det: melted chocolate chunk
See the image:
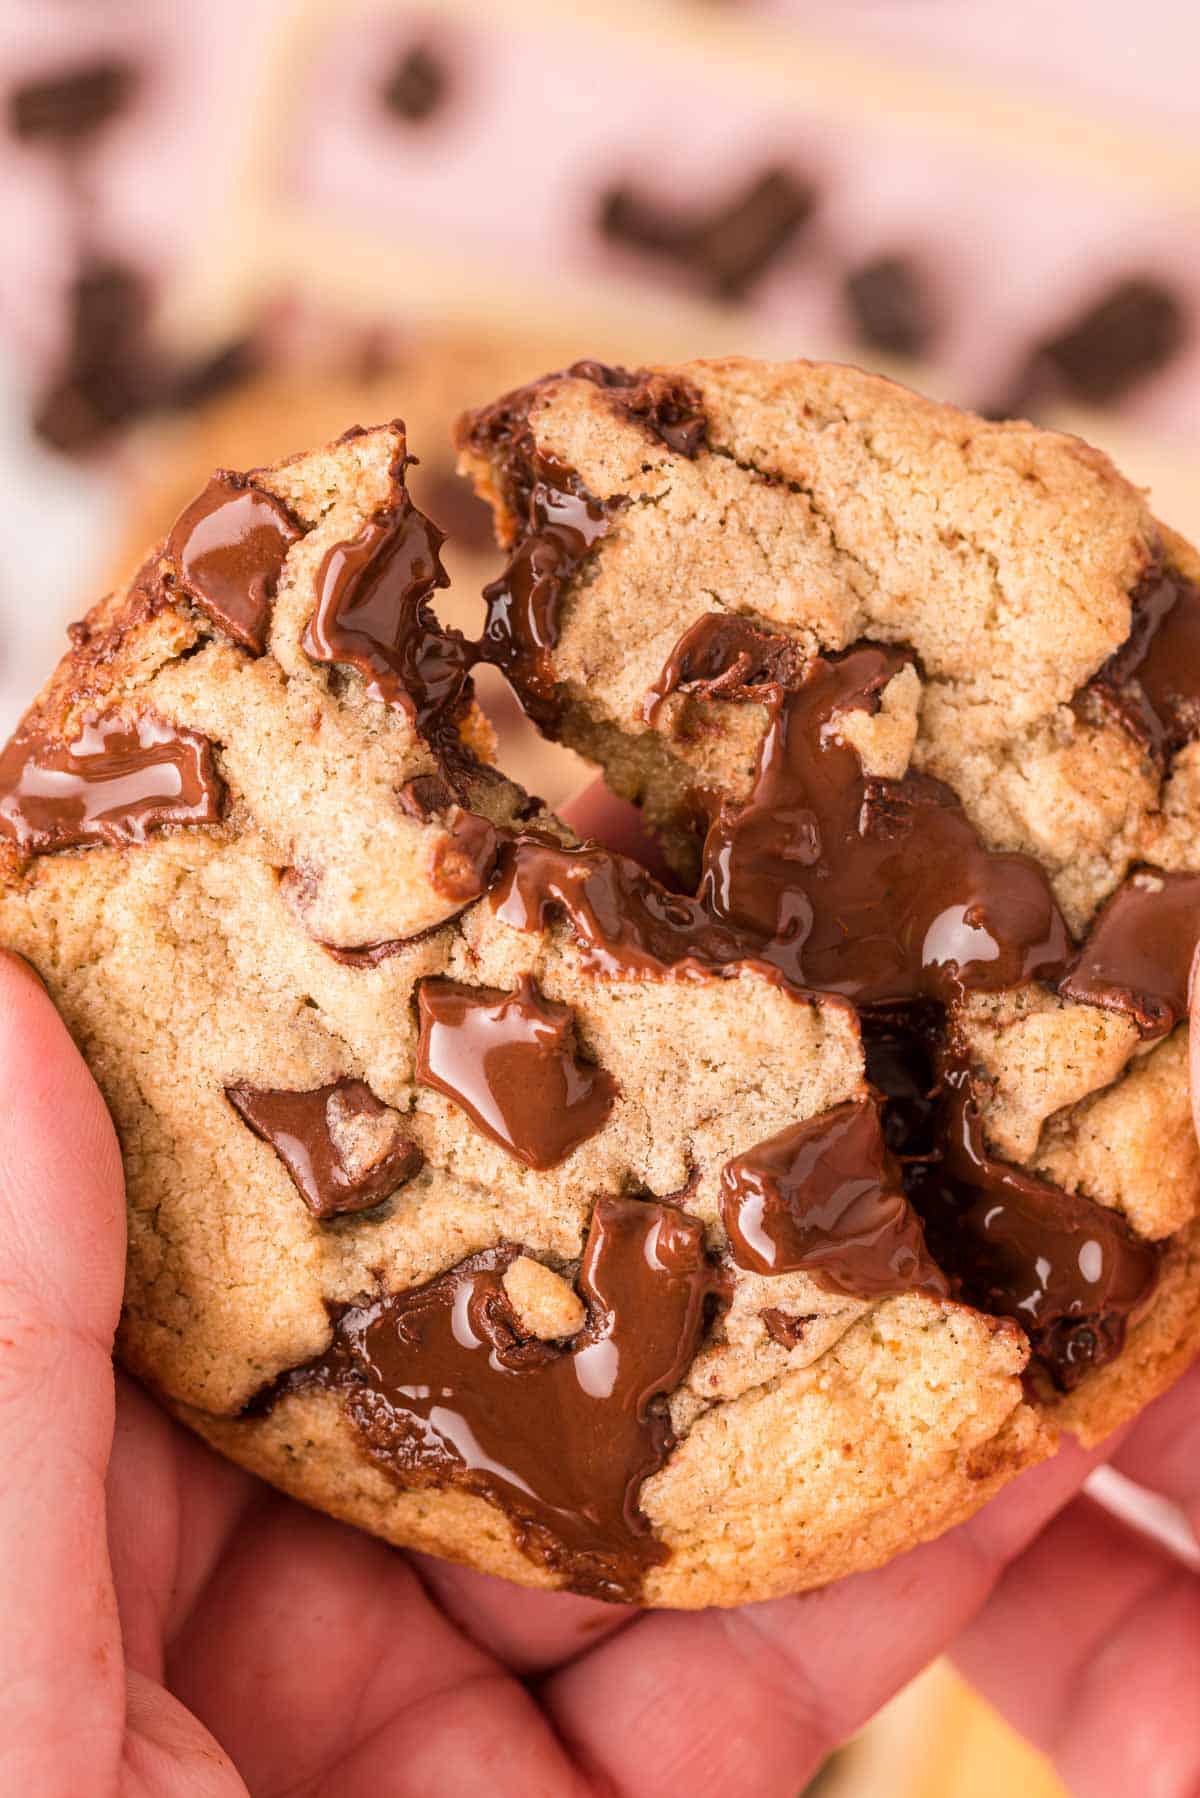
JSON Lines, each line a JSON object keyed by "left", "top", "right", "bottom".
{"left": 1060, "top": 868, "right": 1200, "bottom": 1035}
{"left": 227, "top": 1078, "right": 422, "bottom": 1219}
{"left": 429, "top": 809, "right": 498, "bottom": 902}
{"left": 568, "top": 362, "right": 709, "bottom": 457}
{"left": 598, "top": 167, "right": 816, "bottom": 301}
{"left": 491, "top": 833, "right": 795, "bottom": 988}
{"left": 166, "top": 474, "right": 303, "bottom": 653}
{"left": 902, "top": 1054, "right": 1157, "bottom": 1391}
{"left": 294, "top": 1195, "right": 714, "bottom": 1599}
{"left": 416, "top": 975, "right": 617, "bottom": 1168}
{"left": 0, "top": 710, "right": 223, "bottom": 856}
{"left": 1038, "top": 278, "right": 1188, "bottom": 406}
{"left": 643, "top": 612, "right": 807, "bottom": 724}
{"left": 303, "top": 479, "right": 476, "bottom": 763}
{"left": 721, "top": 1099, "right": 949, "bottom": 1300}
{"left": 688, "top": 636, "right": 1071, "bottom": 1005}
{"left": 477, "top": 456, "right": 612, "bottom": 727}
{"left": 1085, "top": 566, "right": 1200, "bottom": 761}
{"left": 760, "top": 1308, "right": 813, "bottom": 1349}
{"left": 843, "top": 256, "right": 935, "bottom": 360}
{"left": 10, "top": 59, "right": 137, "bottom": 145}
{"left": 381, "top": 44, "right": 448, "bottom": 123}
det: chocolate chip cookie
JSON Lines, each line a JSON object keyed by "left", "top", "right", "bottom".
{"left": 2, "top": 366, "right": 1197, "bottom": 1609}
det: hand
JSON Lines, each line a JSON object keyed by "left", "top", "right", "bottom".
{"left": 949, "top": 1013, "right": 1200, "bottom": 1796}
{"left": 0, "top": 787, "right": 1187, "bottom": 1797}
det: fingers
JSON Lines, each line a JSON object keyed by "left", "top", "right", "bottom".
{"left": 1108, "top": 1360, "right": 1200, "bottom": 1535}
{"left": 954, "top": 1496, "right": 1200, "bottom": 1798}
{"left": 543, "top": 1438, "right": 1102, "bottom": 1798}
{"left": 0, "top": 952, "right": 127, "bottom": 1791}
{"left": 408, "top": 1553, "right": 635, "bottom": 1675}
{"left": 168, "top": 1497, "right": 584, "bottom": 1798}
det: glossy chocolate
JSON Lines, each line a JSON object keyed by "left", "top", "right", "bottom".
{"left": 416, "top": 975, "right": 617, "bottom": 1168}
{"left": 303, "top": 484, "right": 475, "bottom": 761}
{"left": 1087, "top": 566, "right": 1200, "bottom": 760}
{"left": 688, "top": 633, "right": 1071, "bottom": 1005}
{"left": 297, "top": 1195, "right": 714, "bottom": 1599}
{"left": 478, "top": 455, "right": 612, "bottom": 727}
{"left": 0, "top": 710, "right": 223, "bottom": 856}
{"left": 903, "top": 1053, "right": 1158, "bottom": 1390}
{"left": 1061, "top": 868, "right": 1200, "bottom": 1035}
{"left": 429, "top": 808, "right": 499, "bottom": 902}
{"left": 721, "top": 1099, "right": 949, "bottom": 1300}
{"left": 226, "top": 1077, "right": 422, "bottom": 1219}
{"left": 167, "top": 474, "right": 302, "bottom": 653}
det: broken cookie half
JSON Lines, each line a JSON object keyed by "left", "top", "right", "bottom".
{"left": 1, "top": 372, "right": 1197, "bottom": 1609}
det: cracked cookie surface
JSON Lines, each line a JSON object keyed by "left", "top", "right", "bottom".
{"left": 2, "top": 371, "right": 1198, "bottom": 1609}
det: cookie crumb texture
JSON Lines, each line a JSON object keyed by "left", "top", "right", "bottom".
{"left": 1, "top": 366, "right": 1198, "bottom": 1609}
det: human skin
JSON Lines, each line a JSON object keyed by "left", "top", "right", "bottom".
{"left": 0, "top": 786, "right": 1196, "bottom": 1798}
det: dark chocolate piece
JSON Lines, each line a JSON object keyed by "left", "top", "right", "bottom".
{"left": 598, "top": 166, "right": 816, "bottom": 301}
{"left": 166, "top": 473, "right": 303, "bottom": 653}
{"left": 9, "top": 59, "right": 137, "bottom": 146}
{"left": 291, "top": 1194, "right": 715, "bottom": 1599}
{"left": 759, "top": 1308, "right": 813, "bottom": 1349}
{"left": 721, "top": 1099, "right": 949, "bottom": 1300}
{"left": 843, "top": 256, "right": 935, "bottom": 360}
{"left": 0, "top": 710, "right": 223, "bottom": 857}
{"left": 380, "top": 44, "right": 448, "bottom": 124}
{"left": 429, "top": 808, "right": 498, "bottom": 902}
{"left": 567, "top": 361, "right": 709, "bottom": 457}
{"left": 416, "top": 975, "right": 617, "bottom": 1168}
{"left": 227, "top": 1078, "right": 422, "bottom": 1219}
{"left": 303, "top": 476, "right": 477, "bottom": 764}
{"left": 1084, "top": 566, "right": 1200, "bottom": 761}
{"left": 477, "top": 454, "right": 612, "bottom": 727}
{"left": 1060, "top": 868, "right": 1200, "bottom": 1035}
{"left": 1038, "top": 278, "right": 1188, "bottom": 406}
{"left": 643, "top": 611, "right": 807, "bottom": 723}
{"left": 900, "top": 1051, "right": 1157, "bottom": 1391}
{"left": 685, "top": 630, "right": 1071, "bottom": 1005}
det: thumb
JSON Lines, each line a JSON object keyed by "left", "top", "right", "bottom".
{"left": 0, "top": 949, "right": 128, "bottom": 1793}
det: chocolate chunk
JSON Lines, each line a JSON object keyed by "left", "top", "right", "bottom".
{"left": 9, "top": 59, "right": 137, "bottom": 146}
{"left": 303, "top": 472, "right": 477, "bottom": 764}
{"left": 900, "top": 1053, "right": 1157, "bottom": 1391}
{"left": 167, "top": 335, "right": 260, "bottom": 413}
{"left": 1060, "top": 868, "right": 1200, "bottom": 1035}
{"left": 33, "top": 259, "right": 156, "bottom": 454}
{"left": 416, "top": 975, "right": 617, "bottom": 1168}
{"left": 598, "top": 166, "right": 816, "bottom": 301}
{"left": 478, "top": 458, "right": 612, "bottom": 727}
{"left": 568, "top": 362, "right": 709, "bottom": 457}
{"left": 1084, "top": 566, "right": 1200, "bottom": 761}
{"left": 397, "top": 773, "right": 455, "bottom": 819}
{"left": 1038, "top": 278, "right": 1188, "bottom": 406}
{"left": 686, "top": 634, "right": 1071, "bottom": 1006}
{"left": 227, "top": 1078, "right": 422, "bottom": 1219}
{"left": 380, "top": 44, "right": 448, "bottom": 124}
{"left": 642, "top": 612, "right": 807, "bottom": 723}
{"left": 290, "top": 1194, "right": 716, "bottom": 1598}
{"left": 759, "top": 1308, "right": 813, "bottom": 1349}
{"left": 429, "top": 808, "right": 498, "bottom": 902}
{"left": 166, "top": 474, "right": 303, "bottom": 653}
{"left": 722, "top": 1099, "right": 948, "bottom": 1300}
{"left": 0, "top": 710, "right": 223, "bottom": 857}
{"left": 843, "top": 256, "right": 935, "bottom": 360}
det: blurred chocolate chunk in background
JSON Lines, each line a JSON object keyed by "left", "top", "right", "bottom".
{"left": 989, "top": 277, "right": 1190, "bottom": 419}
{"left": 9, "top": 58, "right": 138, "bottom": 148}
{"left": 599, "top": 166, "right": 817, "bottom": 301}
{"left": 843, "top": 255, "right": 936, "bottom": 360}
{"left": 380, "top": 44, "right": 449, "bottom": 124}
